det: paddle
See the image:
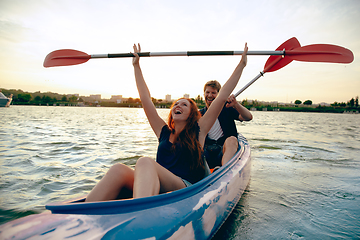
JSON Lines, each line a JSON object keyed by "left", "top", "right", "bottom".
{"left": 232, "top": 37, "right": 355, "bottom": 97}
{"left": 43, "top": 37, "right": 354, "bottom": 68}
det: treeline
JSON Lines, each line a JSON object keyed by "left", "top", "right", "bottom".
{"left": 242, "top": 96, "right": 359, "bottom": 113}
{"left": 294, "top": 97, "right": 359, "bottom": 108}
{"left": 192, "top": 95, "right": 360, "bottom": 113}
{"left": 331, "top": 96, "right": 359, "bottom": 108}
{"left": 2, "top": 88, "right": 359, "bottom": 113}
{"left": 1, "top": 89, "right": 158, "bottom": 106}
{"left": 1, "top": 89, "right": 83, "bottom": 105}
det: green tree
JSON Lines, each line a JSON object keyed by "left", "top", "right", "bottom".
{"left": 34, "top": 96, "right": 42, "bottom": 102}
{"left": 61, "top": 96, "right": 67, "bottom": 102}
{"left": 252, "top": 100, "right": 260, "bottom": 107}
{"left": 69, "top": 96, "right": 78, "bottom": 102}
{"left": 194, "top": 95, "right": 203, "bottom": 104}
{"left": 356, "top": 96, "right": 359, "bottom": 107}
{"left": 18, "top": 93, "right": 32, "bottom": 102}
{"left": 295, "top": 100, "right": 302, "bottom": 105}
{"left": 42, "top": 95, "right": 52, "bottom": 103}
{"left": 331, "top": 102, "right": 339, "bottom": 107}
{"left": 241, "top": 99, "right": 249, "bottom": 107}
{"left": 303, "top": 100, "right": 312, "bottom": 105}
{"left": 151, "top": 97, "right": 157, "bottom": 104}
{"left": 348, "top": 98, "right": 355, "bottom": 107}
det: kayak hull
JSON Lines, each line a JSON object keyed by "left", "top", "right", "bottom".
{"left": 0, "top": 134, "right": 251, "bottom": 240}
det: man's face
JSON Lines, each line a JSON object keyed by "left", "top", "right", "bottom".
{"left": 204, "top": 86, "right": 219, "bottom": 108}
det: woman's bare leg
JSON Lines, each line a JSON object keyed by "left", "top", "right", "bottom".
{"left": 86, "top": 163, "right": 134, "bottom": 202}
{"left": 133, "top": 157, "right": 186, "bottom": 198}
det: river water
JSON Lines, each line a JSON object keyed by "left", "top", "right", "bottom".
{"left": 1, "top": 106, "right": 359, "bottom": 239}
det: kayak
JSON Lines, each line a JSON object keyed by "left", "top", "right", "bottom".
{"left": 0, "top": 134, "right": 251, "bottom": 239}
{"left": 0, "top": 134, "right": 251, "bottom": 240}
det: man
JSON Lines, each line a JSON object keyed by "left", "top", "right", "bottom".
{"left": 199, "top": 80, "right": 253, "bottom": 169}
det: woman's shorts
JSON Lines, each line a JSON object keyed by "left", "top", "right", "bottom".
{"left": 182, "top": 179, "right": 193, "bottom": 187}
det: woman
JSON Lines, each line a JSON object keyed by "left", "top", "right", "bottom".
{"left": 86, "top": 42, "right": 248, "bottom": 202}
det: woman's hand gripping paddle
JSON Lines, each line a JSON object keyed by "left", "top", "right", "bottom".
{"left": 233, "top": 37, "right": 300, "bottom": 97}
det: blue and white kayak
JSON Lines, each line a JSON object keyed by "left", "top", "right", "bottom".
{"left": 0, "top": 134, "right": 251, "bottom": 240}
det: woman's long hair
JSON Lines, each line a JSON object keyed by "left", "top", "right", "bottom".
{"left": 168, "top": 98, "right": 203, "bottom": 170}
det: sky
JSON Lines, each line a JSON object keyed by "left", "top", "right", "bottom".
{"left": 0, "top": 0, "right": 359, "bottom": 104}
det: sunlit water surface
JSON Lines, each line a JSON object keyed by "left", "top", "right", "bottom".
{"left": 1, "top": 106, "right": 359, "bottom": 239}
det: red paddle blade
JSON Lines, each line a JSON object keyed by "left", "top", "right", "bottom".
{"left": 264, "top": 37, "right": 301, "bottom": 73}
{"left": 286, "top": 44, "right": 354, "bottom": 63}
{"left": 43, "top": 49, "right": 91, "bottom": 68}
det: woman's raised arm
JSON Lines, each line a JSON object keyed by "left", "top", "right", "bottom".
{"left": 133, "top": 44, "right": 166, "bottom": 138}
{"left": 198, "top": 43, "right": 248, "bottom": 142}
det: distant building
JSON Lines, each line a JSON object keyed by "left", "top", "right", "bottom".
{"left": 165, "top": 94, "right": 171, "bottom": 102}
{"left": 270, "top": 101, "right": 278, "bottom": 107}
{"left": 89, "top": 94, "right": 101, "bottom": 104}
{"left": 319, "top": 102, "right": 330, "bottom": 107}
{"left": 90, "top": 94, "right": 101, "bottom": 101}
{"left": 67, "top": 93, "right": 79, "bottom": 97}
{"left": 183, "top": 93, "right": 190, "bottom": 99}
{"left": 111, "top": 95, "right": 123, "bottom": 103}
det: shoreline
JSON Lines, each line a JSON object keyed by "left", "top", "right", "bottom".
{"left": 8, "top": 103, "right": 360, "bottom": 114}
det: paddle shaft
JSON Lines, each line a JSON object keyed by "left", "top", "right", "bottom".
{"left": 234, "top": 72, "right": 264, "bottom": 98}
{"left": 90, "top": 50, "right": 284, "bottom": 59}
{"left": 233, "top": 56, "right": 284, "bottom": 97}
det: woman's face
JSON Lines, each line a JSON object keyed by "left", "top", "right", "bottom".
{"left": 171, "top": 99, "right": 191, "bottom": 121}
